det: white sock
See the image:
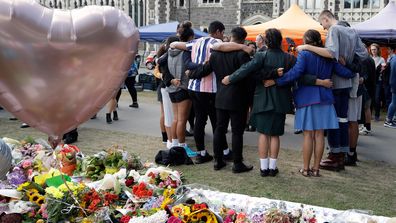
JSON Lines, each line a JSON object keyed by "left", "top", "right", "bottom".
{"left": 260, "top": 158, "right": 269, "bottom": 170}
{"left": 223, "top": 148, "right": 230, "bottom": 155}
{"left": 269, "top": 158, "right": 277, "bottom": 170}
{"left": 200, "top": 150, "right": 206, "bottom": 156}
{"left": 172, "top": 139, "right": 179, "bottom": 146}
{"left": 178, "top": 143, "right": 186, "bottom": 147}
{"left": 166, "top": 140, "right": 172, "bottom": 149}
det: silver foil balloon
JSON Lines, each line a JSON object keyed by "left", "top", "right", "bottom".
{"left": 0, "top": 0, "right": 139, "bottom": 141}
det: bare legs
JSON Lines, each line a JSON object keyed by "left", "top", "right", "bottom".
{"left": 302, "top": 130, "right": 324, "bottom": 173}
{"left": 171, "top": 99, "right": 192, "bottom": 145}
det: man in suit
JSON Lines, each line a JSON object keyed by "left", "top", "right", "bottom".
{"left": 190, "top": 27, "right": 253, "bottom": 173}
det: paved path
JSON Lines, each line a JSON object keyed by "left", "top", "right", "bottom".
{"left": 2, "top": 90, "right": 394, "bottom": 164}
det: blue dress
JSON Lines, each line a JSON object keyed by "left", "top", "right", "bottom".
{"left": 276, "top": 50, "right": 355, "bottom": 130}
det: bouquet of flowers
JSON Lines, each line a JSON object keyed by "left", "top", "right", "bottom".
{"left": 144, "top": 166, "right": 182, "bottom": 189}
{"left": 57, "top": 144, "right": 80, "bottom": 176}
{"left": 103, "top": 147, "right": 127, "bottom": 174}
{"left": 132, "top": 182, "right": 154, "bottom": 200}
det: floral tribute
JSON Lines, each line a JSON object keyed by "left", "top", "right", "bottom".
{"left": 0, "top": 137, "right": 390, "bottom": 223}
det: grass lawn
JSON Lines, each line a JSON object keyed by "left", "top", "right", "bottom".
{"left": 1, "top": 91, "right": 395, "bottom": 217}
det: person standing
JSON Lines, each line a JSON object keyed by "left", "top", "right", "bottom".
{"left": 255, "top": 34, "right": 267, "bottom": 52}
{"left": 190, "top": 27, "right": 253, "bottom": 173}
{"left": 296, "top": 10, "right": 368, "bottom": 171}
{"left": 126, "top": 55, "right": 140, "bottom": 108}
{"left": 385, "top": 47, "right": 396, "bottom": 128}
{"left": 371, "top": 43, "right": 387, "bottom": 121}
{"left": 171, "top": 21, "right": 228, "bottom": 164}
{"left": 268, "top": 29, "right": 355, "bottom": 177}
{"left": 222, "top": 28, "right": 296, "bottom": 177}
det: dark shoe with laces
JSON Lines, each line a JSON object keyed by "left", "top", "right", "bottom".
{"left": 194, "top": 152, "right": 213, "bottom": 164}
{"left": 223, "top": 150, "right": 233, "bottom": 162}
{"left": 345, "top": 153, "right": 357, "bottom": 166}
{"left": 214, "top": 160, "right": 226, "bottom": 170}
{"left": 260, "top": 169, "right": 269, "bottom": 177}
{"left": 232, "top": 162, "right": 253, "bottom": 173}
{"left": 268, "top": 168, "right": 279, "bottom": 177}
{"left": 129, "top": 102, "right": 139, "bottom": 108}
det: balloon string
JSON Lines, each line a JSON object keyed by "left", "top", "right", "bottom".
{"left": 54, "top": 152, "right": 88, "bottom": 217}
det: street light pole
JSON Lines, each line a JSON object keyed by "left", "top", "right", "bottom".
{"left": 188, "top": 0, "right": 191, "bottom": 21}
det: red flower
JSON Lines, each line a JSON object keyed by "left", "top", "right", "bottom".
{"left": 125, "top": 178, "right": 134, "bottom": 187}
{"left": 120, "top": 215, "right": 131, "bottom": 223}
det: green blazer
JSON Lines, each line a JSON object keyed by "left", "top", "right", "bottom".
{"left": 229, "top": 48, "right": 296, "bottom": 114}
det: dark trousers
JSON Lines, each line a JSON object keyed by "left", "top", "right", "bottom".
{"left": 125, "top": 76, "right": 138, "bottom": 103}
{"left": 213, "top": 109, "right": 246, "bottom": 164}
{"left": 374, "top": 81, "right": 391, "bottom": 118}
{"left": 189, "top": 91, "right": 224, "bottom": 151}
{"left": 327, "top": 88, "right": 350, "bottom": 153}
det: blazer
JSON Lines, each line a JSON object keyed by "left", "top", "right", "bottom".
{"left": 190, "top": 50, "right": 251, "bottom": 111}
{"left": 229, "top": 48, "right": 296, "bottom": 114}
{"left": 276, "top": 50, "right": 355, "bottom": 108}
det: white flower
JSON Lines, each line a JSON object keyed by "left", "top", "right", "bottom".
{"left": 128, "top": 210, "right": 168, "bottom": 223}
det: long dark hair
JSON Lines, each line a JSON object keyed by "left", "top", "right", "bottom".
{"left": 179, "top": 22, "right": 194, "bottom": 42}
{"left": 303, "top": 29, "right": 323, "bottom": 47}
{"left": 265, "top": 28, "right": 282, "bottom": 49}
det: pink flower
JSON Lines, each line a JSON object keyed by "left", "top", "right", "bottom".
{"left": 21, "top": 160, "right": 32, "bottom": 169}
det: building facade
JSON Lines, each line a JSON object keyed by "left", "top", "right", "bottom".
{"left": 36, "top": 0, "right": 389, "bottom": 30}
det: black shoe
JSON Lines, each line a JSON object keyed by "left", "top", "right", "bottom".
{"left": 294, "top": 129, "right": 303, "bottom": 134}
{"left": 214, "top": 160, "right": 226, "bottom": 170}
{"left": 64, "top": 135, "right": 78, "bottom": 144}
{"left": 268, "top": 168, "right": 279, "bottom": 177}
{"left": 106, "top": 113, "right": 112, "bottom": 124}
{"left": 20, "top": 123, "right": 30, "bottom": 128}
{"left": 129, "top": 102, "right": 139, "bottom": 108}
{"left": 260, "top": 169, "right": 269, "bottom": 177}
{"left": 345, "top": 153, "right": 357, "bottom": 166}
{"left": 9, "top": 117, "right": 17, "bottom": 121}
{"left": 90, "top": 114, "right": 97, "bottom": 119}
{"left": 185, "top": 130, "right": 194, "bottom": 137}
{"left": 232, "top": 162, "right": 253, "bottom": 173}
{"left": 113, "top": 111, "right": 119, "bottom": 121}
{"left": 195, "top": 152, "right": 213, "bottom": 164}
{"left": 223, "top": 150, "right": 233, "bottom": 162}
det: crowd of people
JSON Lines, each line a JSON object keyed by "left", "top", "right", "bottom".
{"left": 153, "top": 9, "right": 396, "bottom": 177}
{"left": 1, "top": 9, "right": 395, "bottom": 178}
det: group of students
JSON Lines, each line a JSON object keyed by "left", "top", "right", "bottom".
{"left": 155, "top": 10, "right": 395, "bottom": 177}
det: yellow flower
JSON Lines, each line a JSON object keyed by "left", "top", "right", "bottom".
{"left": 45, "top": 187, "right": 64, "bottom": 199}
{"left": 17, "top": 182, "right": 30, "bottom": 191}
{"left": 81, "top": 218, "right": 94, "bottom": 223}
{"left": 26, "top": 189, "right": 39, "bottom": 197}
{"left": 36, "top": 197, "right": 45, "bottom": 206}
{"left": 36, "top": 220, "right": 45, "bottom": 223}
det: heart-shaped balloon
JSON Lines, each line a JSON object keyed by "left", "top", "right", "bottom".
{"left": 0, "top": 0, "right": 139, "bottom": 140}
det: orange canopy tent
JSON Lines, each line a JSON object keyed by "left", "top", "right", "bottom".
{"left": 244, "top": 4, "right": 326, "bottom": 46}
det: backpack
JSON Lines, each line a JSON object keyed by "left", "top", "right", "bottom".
{"left": 155, "top": 146, "right": 193, "bottom": 166}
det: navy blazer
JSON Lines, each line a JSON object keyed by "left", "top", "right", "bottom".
{"left": 276, "top": 50, "right": 355, "bottom": 108}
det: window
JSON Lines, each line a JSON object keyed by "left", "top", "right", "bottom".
{"left": 179, "top": 0, "right": 184, "bottom": 7}
{"left": 307, "top": 0, "right": 314, "bottom": 9}
{"left": 203, "top": 0, "right": 220, "bottom": 3}
{"left": 344, "top": 0, "right": 351, "bottom": 8}
{"left": 298, "top": 0, "right": 304, "bottom": 8}
{"left": 363, "top": 0, "right": 369, "bottom": 8}
{"left": 371, "top": 0, "right": 379, "bottom": 8}
{"left": 353, "top": 0, "right": 360, "bottom": 8}
{"left": 315, "top": 0, "right": 322, "bottom": 9}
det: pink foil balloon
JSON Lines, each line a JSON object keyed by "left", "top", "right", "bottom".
{"left": 0, "top": 0, "right": 139, "bottom": 141}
